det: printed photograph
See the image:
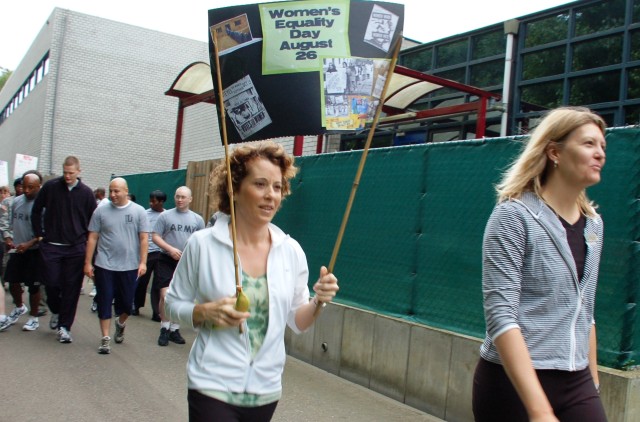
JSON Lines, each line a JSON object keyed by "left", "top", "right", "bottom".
{"left": 210, "top": 14, "right": 257, "bottom": 54}
{"left": 363, "top": 4, "right": 399, "bottom": 52}
{"left": 223, "top": 75, "right": 272, "bottom": 140}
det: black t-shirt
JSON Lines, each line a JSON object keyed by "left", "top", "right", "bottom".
{"left": 558, "top": 214, "right": 587, "bottom": 282}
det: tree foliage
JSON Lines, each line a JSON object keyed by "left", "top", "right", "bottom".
{"left": 0, "top": 69, "right": 12, "bottom": 92}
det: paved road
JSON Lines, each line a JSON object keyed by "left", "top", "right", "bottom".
{"left": 1, "top": 289, "right": 442, "bottom": 421}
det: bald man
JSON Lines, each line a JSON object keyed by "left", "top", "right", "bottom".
{"left": 0, "top": 172, "right": 43, "bottom": 331}
{"left": 84, "top": 178, "right": 150, "bottom": 354}
{"left": 152, "top": 186, "right": 204, "bottom": 346}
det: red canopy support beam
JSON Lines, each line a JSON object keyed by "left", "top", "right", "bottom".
{"left": 476, "top": 97, "right": 488, "bottom": 138}
{"left": 316, "top": 134, "right": 324, "bottom": 154}
{"left": 172, "top": 102, "right": 184, "bottom": 169}
{"left": 293, "top": 135, "right": 304, "bottom": 156}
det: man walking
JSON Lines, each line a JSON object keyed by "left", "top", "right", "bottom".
{"left": 0, "top": 172, "right": 42, "bottom": 330}
{"left": 84, "top": 178, "right": 149, "bottom": 354}
{"left": 152, "top": 186, "right": 204, "bottom": 346}
{"left": 133, "top": 190, "right": 166, "bottom": 320}
{"left": 31, "top": 156, "right": 96, "bottom": 343}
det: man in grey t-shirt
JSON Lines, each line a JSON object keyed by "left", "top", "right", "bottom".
{"left": 152, "top": 186, "right": 204, "bottom": 346}
{"left": 84, "top": 178, "right": 150, "bottom": 355}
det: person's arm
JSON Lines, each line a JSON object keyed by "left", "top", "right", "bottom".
{"left": 589, "top": 324, "right": 600, "bottom": 391}
{"left": 84, "top": 232, "right": 99, "bottom": 279}
{"left": 31, "top": 185, "right": 46, "bottom": 238}
{"left": 294, "top": 266, "right": 338, "bottom": 331}
{"left": 1, "top": 200, "right": 14, "bottom": 249}
{"left": 494, "top": 330, "right": 558, "bottom": 421}
{"left": 137, "top": 231, "right": 148, "bottom": 279}
{"left": 152, "top": 232, "right": 182, "bottom": 260}
{"left": 483, "top": 204, "right": 558, "bottom": 422}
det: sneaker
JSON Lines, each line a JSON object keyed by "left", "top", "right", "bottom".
{"left": 89, "top": 287, "right": 97, "bottom": 297}
{"left": 8, "top": 304, "right": 28, "bottom": 324}
{"left": 168, "top": 329, "right": 186, "bottom": 344}
{"left": 49, "top": 314, "right": 59, "bottom": 330}
{"left": 158, "top": 327, "right": 169, "bottom": 346}
{"left": 114, "top": 321, "right": 126, "bottom": 344}
{"left": 37, "top": 307, "right": 48, "bottom": 317}
{"left": 57, "top": 327, "right": 73, "bottom": 343}
{"left": 0, "top": 318, "right": 10, "bottom": 332}
{"left": 90, "top": 301, "right": 98, "bottom": 313}
{"left": 22, "top": 317, "right": 39, "bottom": 331}
{"left": 98, "top": 336, "right": 111, "bottom": 354}
{"left": 151, "top": 314, "right": 161, "bottom": 322}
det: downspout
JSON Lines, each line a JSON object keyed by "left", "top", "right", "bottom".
{"left": 500, "top": 19, "right": 519, "bottom": 137}
{"left": 47, "top": 9, "right": 70, "bottom": 175}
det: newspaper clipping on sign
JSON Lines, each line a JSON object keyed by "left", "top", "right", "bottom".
{"left": 223, "top": 75, "right": 273, "bottom": 140}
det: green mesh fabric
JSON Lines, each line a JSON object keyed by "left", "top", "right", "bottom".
{"left": 274, "top": 129, "right": 640, "bottom": 370}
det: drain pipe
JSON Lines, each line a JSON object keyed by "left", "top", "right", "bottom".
{"left": 501, "top": 19, "right": 519, "bottom": 137}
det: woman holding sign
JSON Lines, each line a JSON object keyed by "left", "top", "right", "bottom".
{"left": 165, "top": 141, "right": 338, "bottom": 421}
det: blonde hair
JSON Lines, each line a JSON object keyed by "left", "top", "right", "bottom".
{"left": 496, "top": 107, "right": 606, "bottom": 216}
{"left": 211, "top": 141, "right": 298, "bottom": 214}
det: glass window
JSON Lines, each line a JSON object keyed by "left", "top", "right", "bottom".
{"left": 627, "top": 67, "right": 640, "bottom": 99}
{"left": 524, "top": 12, "right": 569, "bottom": 48}
{"left": 634, "top": 0, "right": 640, "bottom": 23}
{"left": 522, "top": 46, "right": 565, "bottom": 80}
{"left": 436, "top": 39, "right": 468, "bottom": 67}
{"left": 572, "top": 35, "right": 622, "bottom": 71}
{"left": 631, "top": 30, "right": 640, "bottom": 61}
{"left": 471, "top": 30, "right": 504, "bottom": 60}
{"left": 470, "top": 59, "right": 503, "bottom": 88}
{"left": 624, "top": 104, "right": 640, "bottom": 124}
{"left": 521, "top": 80, "right": 563, "bottom": 109}
{"left": 43, "top": 57, "right": 49, "bottom": 75}
{"left": 30, "top": 74, "right": 36, "bottom": 90}
{"left": 575, "top": 0, "right": 625, "bottom": 37}
{"left": 18, "top": 90, "right": 23, "bottom": 103}
{"left": 401, "top": 48, "right": 432, "bottom": 72}
{"left": 569, "top": 71, "right": 620, "bottom": 105}
{"left": 432, "top": 68, "right": 466, "bottom": 96}
{"left": 36, "top": 65, "right": 43, "bottom": 83}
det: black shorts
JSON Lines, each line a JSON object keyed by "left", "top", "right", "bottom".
{"left": 155, "top": 254, "right": 179, "bottom": 289}
{"left": 4, "top": 249, "right": 40, "bottom": 287}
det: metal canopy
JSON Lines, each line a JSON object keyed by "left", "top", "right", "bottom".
{"left": 165, "top": 61, "right": 502, "bottom": 165}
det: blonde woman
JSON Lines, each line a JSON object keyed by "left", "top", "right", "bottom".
{"left": 472, "top": 107, "right": 608, "bottom": 421}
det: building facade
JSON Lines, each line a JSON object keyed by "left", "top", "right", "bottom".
{"left": 0, "top": 8, "right": 213, "bottom": 189}
{"left": 346, "top": 0, "right": 640, "bottom": 149}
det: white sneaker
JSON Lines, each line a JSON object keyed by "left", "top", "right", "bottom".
{"left": 49, "top": 314, "right": 59, "bottom": 330}
{"left": 57, "top": 327, "right": 73, "bottom": 343}
{"left": 98, "top": 336, "right": 111, "bottom": 354}
{"left": 22, "top": 317, "right": 39, "bottom": 331}
{"left": 0, "top": 317, "right": 10, "bottom": 332}
{"left": 8, "top": 304, "right": 28, "bottom": 324}
{"left": 89, "top": 287, "right": 97, "bottom": 297}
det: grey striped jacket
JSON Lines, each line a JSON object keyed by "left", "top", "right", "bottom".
{"left": 479, "top": 192, "right": 603, "bottom": 371}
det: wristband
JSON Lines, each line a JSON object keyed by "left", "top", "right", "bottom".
{"left": 313, "top": 296, "right": 327, "bottom": 308}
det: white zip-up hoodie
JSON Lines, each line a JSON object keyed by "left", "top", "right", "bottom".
{"left": 165, "top": 213, "right": 310, "bottom": 394}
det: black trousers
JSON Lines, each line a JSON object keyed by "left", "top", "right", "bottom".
{"left": 472, "top": 358, "right": 607, "bottom": 421}
{"left": 134, "top": 251, "right": 161, "bottom": 314}
{"left": 188, "top": 389, "right": 278, "bottom": 422}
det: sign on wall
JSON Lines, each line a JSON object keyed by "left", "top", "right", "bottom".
{"left": 0, "top": 161, "right": 8, "bottom": 187}
{"left": 13, "top": 154, "right": 38, "bottom": 179}
{"left": 208, "top": 0, "right": 404, "bottom": 143}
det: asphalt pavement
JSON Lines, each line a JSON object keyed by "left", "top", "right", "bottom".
{"left": 1, "top": 287, "right": 442, "bottom": 421}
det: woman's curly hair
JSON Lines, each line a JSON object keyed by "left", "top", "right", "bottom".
{"left": 210, "top": 141, "right": 298, "bottom": 214}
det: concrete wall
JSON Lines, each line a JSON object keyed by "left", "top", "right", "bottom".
{"left": 286, "top": 303, "right": 640, "bottom": 422}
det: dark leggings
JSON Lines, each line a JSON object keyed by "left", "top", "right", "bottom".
{"left": 188, "top": 389, "right": 278, "bottom": 422}
{"left": 472, "top": 358, "right": 607, "bottom": 421}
